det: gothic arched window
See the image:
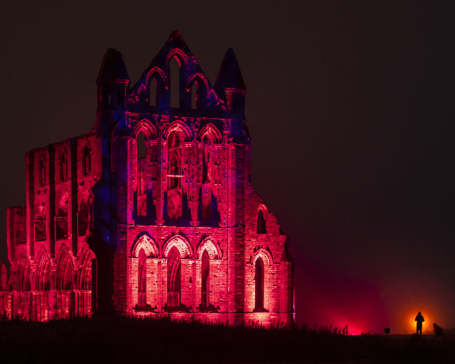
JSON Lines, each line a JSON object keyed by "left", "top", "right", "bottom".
{"left": 136, "top": 132, "right": 147, "bottom": 216}
{"left": 149, "top": 78, "right": 158, "bottom": 107}
{"left": 169, "top": 57, "right": 180, "bottom": 108}
{"left": 168, "top": 132, "right": 182, "bottom": 189}
{"left": 254, "top": 257, "right": 265, "bottom": 311}
{"left": 201, "top": 250, "right": 210, "bottom": 308}
{"left": 82, "top": 146, "right": 91, "bottom": 176}
{"left": 56, "top": 249, "right": 74, "bottom": 291}
{"left": 167, "top": 247, "right": 181, "bottom": 307}
{"left": 138, "top": 249, "right": 147, "bottom": 307}
{"left": 202, "top": 136, "right": 211, "bottom": 184}
{"left": 257, "top": 210, "right": 267, "bottom": 234}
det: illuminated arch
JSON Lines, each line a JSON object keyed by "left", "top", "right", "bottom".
{"left": 256, "top": 204, "right": 268, "bottom": 234}
{"left": 197, "top": 237, "right": 222, "bottom": 260}
{"left": 163, "top": 235, "right": 192, "bottom": 259}
{"left": 56, "top": 245, "right": 74, "bottom": 290}
{"left": 198, "top": 124, "right": 223, "bottom": 143}
{"left": 35, "top": 247, "right": 52, "bottom": 291}
{"left": 187, "top": 73, "right": 209, "bottom": 93}
{"left": 145, "top": 67, "right": 166, "bottom": 86}
{"left": 165, "top": 49, "right": 188, "bottom": 71}
{"left": 164, "top": 120, "right": 193, "bottom": 142}
{"left": 251, "top": 248, "right": 273, "bottom": 266}
{"left": 78, "top": 247, "right": 96, "bottom": 290}
{"left": 132, "top": 119, "right": 157, "bottom": 139}
{"left": 187, "top": 73, "right": 209, "bottom": 108}
{"left": 131, "top": 233, "right": 159, "bottom": 258}
{"left": 15, "top": 250, "right": 31, "bottom": 291}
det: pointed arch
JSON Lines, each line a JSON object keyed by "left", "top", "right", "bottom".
{"left": 251, "top": 247, "right": 274, "bottom": 266}
{"left": 15, "top": 250, "right": 31, "bottom": 291}
{"left": 256, "top": 204, "right": 268, "bottom": 234}
{"left": 132, "top": 119, "right": 157, "bottom": 139}
{"left": 165, "top": 49, "right": 188, "bottom": 70}
{"left": 197, "top": 237, "right": 222, "bottom": 260}
{"left": 78, "top": 248, "right": 96, "bottom": 290}
{"left": 198, "top": 124, "right": 223, "bottom": 144}
{"left": 187, "top": 73, "right": 209, "bottom": 109}
{"left": 164, "top": 120, "right": 193, "bottom": 142}
{"left": 35, "top": 247, "right": 52, "bottom": 291}
{"left": 56, "top": 245, "right": 74, "bottom": 290}
{"left": 163, "top": 235, "right": 192, "bottom": 259}
{"left": 131, "top": 233, "right": 159, "bottom": 258}
{"left": 146, "top": 68, "right": 166, "bottom": 107}
{"left": 145, "top": 67, "right": 166, "bottom": 86}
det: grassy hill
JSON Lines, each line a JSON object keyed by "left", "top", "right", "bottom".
{"left": 0, "top": 317, "right": 454, "bottom": 363}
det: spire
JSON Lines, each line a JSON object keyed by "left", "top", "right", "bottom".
{"left": 215, "top": 48, "right": 246, "bottom": 94}
{"left": 97, "top": 48, "right": 129, "bottom": 83}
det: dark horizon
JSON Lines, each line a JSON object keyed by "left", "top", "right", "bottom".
{"left": 1, "top": 0, "right": 454, "bottom": 334}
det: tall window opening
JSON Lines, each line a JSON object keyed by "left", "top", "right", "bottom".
{"left": 34, "top": 202, "right": 46, "bottom": 241}
{"left": 202, "top": 136, "right": 211, "bottom": 184}
{"left": 36, "top": 255, "right": 51, "bottom": 291}
{"left": 254, "top": 257, "right": 265, "bottom": 311}
{"left": 137, "top": 132, "right": 146, "bottom": 159}
{"left": 57, "top": 250, "right": 74, "bottom": 291}
{"left": 167, "top": 247, "right": 181, "bottom": 307}
{"left": 82, "top": 146, "right": 91, "bottom": 176}
{"left": 59, "top": 152, "right": 67, "bottom": 182}
{"left": 168, "top": 132, "right": 182, "bottom": 189}
{"left": 137, "top": 132, "right": 147, "bottom": 216}
{"left": 138, "top": 249, "right": 147, "bottom": 307}
{"left": 257, "top": 210, "right": 267, "bottom": 234}
{"left": 201, "top": 250, "right": 210, "bottom": 307}
{"left": 39, "top": 159, "right": 46, "bottom": 186}
{"left": 17, "top": 260, "right": 31, "bottom": 292}
{"left": 79, "top": 250, "right": 95, "bottom": 317}
{"left": 169, "top": 57, "right": 180, "bottom": 108}
{"left": 149, "top": 78, "right": 158, "bottom": 107}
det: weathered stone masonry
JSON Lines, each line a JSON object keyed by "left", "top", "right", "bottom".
{"left": 0, "top": 32, "right": 294, "bottom": 326}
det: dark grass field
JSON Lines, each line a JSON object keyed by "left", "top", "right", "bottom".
{"left": 0, "top": 317, "right": 454, "bottom": 363}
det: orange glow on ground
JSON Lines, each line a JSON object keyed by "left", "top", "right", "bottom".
{"left": 404, "top": 308, "right": 437, "bottom": 334}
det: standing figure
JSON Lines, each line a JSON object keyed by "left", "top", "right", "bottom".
{"left": 415, "top": 311, "right": 425, "bottom": 335}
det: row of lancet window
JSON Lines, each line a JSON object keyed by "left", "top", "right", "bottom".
{"left": 148, "top": 57, "right": 204, "bottom": 110}
{"left": 36, "top": 146, "right": 91, "bottom": 187}
{"left": 136, "top": 248, "right": 266, "bottom": 312}
{"left": 12, "top": 250, "right": 95, "bottom": 319}
{"left": 136, "top": 246, "right": 210, "bottom": 309}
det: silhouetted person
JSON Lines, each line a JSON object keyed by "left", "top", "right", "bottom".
{"left": 415, "top": 312, "right": 425, "bottom": 335}
{"left": 433, "top": 323, "right": 444, "bottom": 337}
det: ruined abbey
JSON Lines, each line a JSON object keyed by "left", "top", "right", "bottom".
{"left": 0, "top": 32, "right": 294, "bottom": 326}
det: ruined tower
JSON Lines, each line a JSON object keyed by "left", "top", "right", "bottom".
{"left": 0, "top": 32, "right": 294, "bottom": 327}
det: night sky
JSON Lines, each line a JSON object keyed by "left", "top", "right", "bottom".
{"left": 1, "top": 1, "right": 454, "bottom": 334}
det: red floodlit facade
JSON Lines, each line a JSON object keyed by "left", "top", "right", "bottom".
{"left": 0, "top": 32, "right": 294, "bottom": 326}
